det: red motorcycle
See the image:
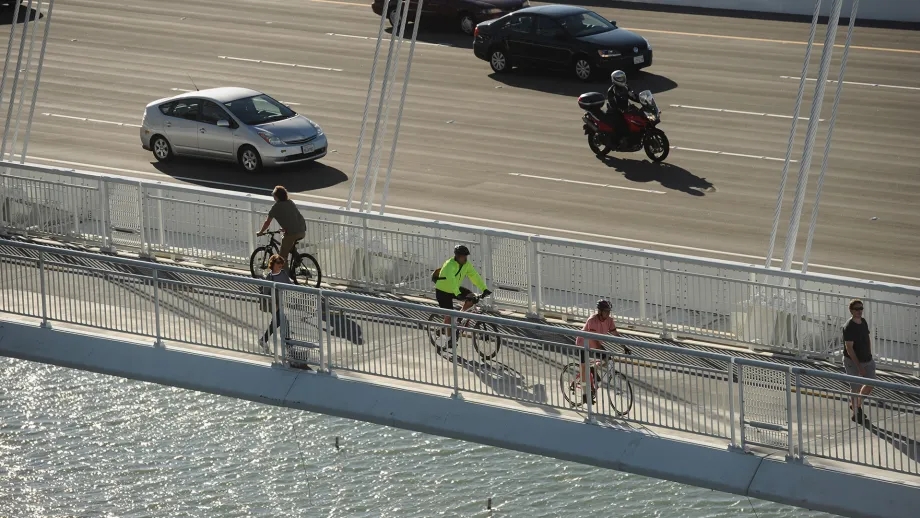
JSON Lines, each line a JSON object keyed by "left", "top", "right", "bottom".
{"left": 578, "top": 89, "right": 670, "bottom": 162}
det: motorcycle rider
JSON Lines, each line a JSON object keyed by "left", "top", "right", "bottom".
{"left": 605, "top": 70, "right": 640, "bottom": 149}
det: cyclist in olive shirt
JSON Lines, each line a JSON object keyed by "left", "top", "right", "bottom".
{"left": 257, "top": 185, "right": 307, "bottom": 263}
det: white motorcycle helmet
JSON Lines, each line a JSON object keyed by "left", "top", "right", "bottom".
{"left": 611, "top": 70, "right": 627, "bottom": 87}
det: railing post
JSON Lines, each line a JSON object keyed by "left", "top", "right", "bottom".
{"left": 273, "top": 284, "right": 283, "bottom": 365}
{"left": 795, "top": 371, "right": 804, "bottom": 462}
{"left": 138, "top": 182, "right": 150, "bottom": 258}
{"left": 738, "top": 363, "right": 747, "bottom": 450}
{"left": 99, "top": 179, "right": 113, "bottom": 252}
{"left": 658, "top": 260, "right": 669, "bottom": 339}
{"left": 316, "top": 290, "right": 326, "bottom": 371}
{"left": 786, "top": 366, "right": 794, "bottom": 461}
{"left": 361, "top": 218, "right": 370, "bottom": 290}
{"left": 481, "top": 230, "right": 493, "bottom": 292}
{"left": 38, "top": 250, "right": 50, "bottom": 329}
{"left": 728, "top": 357, "right": 737, "bottom": 450}
{"left": 450, "top": 315, "right": 461, "bottom": 399}
{"left": 532, "top": 238, "right": 543, "bottom": 318}
{"left": 324, "top": 293, "right": 334, "bottom": 374}
{"left": 638, "top": 256, "right": 647, "bottom": 323}
{"left": 152, "top": 268, "right": 163, "bottom": 347}
{"left": 247, "top": 197, "right": 256, "bottom": 257}
{"left": 156, "top": 186, "right": 165, "bottom": 247}
{"left": 584, "top": 335, "right": 595, "bottom": 424}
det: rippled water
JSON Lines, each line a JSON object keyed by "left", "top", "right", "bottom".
{"left": 0, "top": 358, "right": 834, "bottom": 517}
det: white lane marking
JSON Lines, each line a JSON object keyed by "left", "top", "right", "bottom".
{"left": 15, "top": 154, "right": 916, "bottom": 283}
{"left": 671, "top": 146, "right": 797, "bottom": 162}
{"left": 670, "top": 104, "right": 823, "bottom": 122}
{"left": 217, "top": 55, "right": 343, "bottom": 72}
{"left": 326, "top": 32, "right": 456, "bottom": 48}
{"left": 41, "top": 113, "right": 141, "bottom": 128}
{"left": 780, "top": 76, "right": 920, "bottom": 92}
{"left": 508, "top": 173, "right": 666, "bottom": 194}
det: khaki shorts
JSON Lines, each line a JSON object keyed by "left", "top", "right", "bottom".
{"left": 280, "top": 231, "right": 306, "bottom": 262}
{"left": 843, "top": 357, "right": 877, "bottom": 392}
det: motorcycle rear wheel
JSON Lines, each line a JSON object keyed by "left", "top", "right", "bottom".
{"left": 644, "top": 128, "right": 670, "bottom": 163}
{"left": 587, "top": 132, "right": 612, "bottom": 156}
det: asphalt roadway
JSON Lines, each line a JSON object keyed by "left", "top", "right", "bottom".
{"left": 1, "top": 0, "right": 919, "bottom": 284}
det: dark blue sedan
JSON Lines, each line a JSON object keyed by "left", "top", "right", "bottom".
{"left": 473, "top": 4, "right": 653, "bottom": 81}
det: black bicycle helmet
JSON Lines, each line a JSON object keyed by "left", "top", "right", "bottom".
{"left": 454, "top": 245, "right": 470, "bottom": 256}
{"left": 597, "top": 299, "right": 611, "bottom": 311}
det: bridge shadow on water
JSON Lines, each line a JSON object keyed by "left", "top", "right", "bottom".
{"left": 600, "top": 155, "right": 716, "bottom": 196}
{"left": 151, "top": 158, "right": 348, "bottom": 196}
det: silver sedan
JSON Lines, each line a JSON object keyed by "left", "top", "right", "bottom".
{"left": 139, "top": 87, "right": 328, "bottom": 173}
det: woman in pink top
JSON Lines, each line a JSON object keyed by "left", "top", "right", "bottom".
{"left": 577, "top": 300, "right": 631, "bottom": 404}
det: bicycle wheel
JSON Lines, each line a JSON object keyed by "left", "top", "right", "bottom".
{"left": 427, "top": 313, "right": 452, "bottom": 350}
{"left": 290, "top": 253, "right": 322, "bottom": 288}
{"left": 602, "top": 369, "right": 634, "bottom": 416}
{"left": 249, "top": 246, "right": 272, "bottom": 278}
{"left": 560, "top": 362, "right": 588, "bottom": 408}
{"left": 471, "top": 320, "right": 501, "bottom": 361}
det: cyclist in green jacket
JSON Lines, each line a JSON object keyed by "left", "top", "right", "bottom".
{"left": 434, "top": 245, "right": 492, "bottom": 347}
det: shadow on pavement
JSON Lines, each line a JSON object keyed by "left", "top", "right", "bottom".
{"left": 867, "top": 418, "right": 920, "bottom": 462}
{"left": 151, "top": 159, "right": 348, "bottom": 195}
{"left": 489, "top": 68, "right": 677, "bottom": 97}
{"left": 0, "top": 3, "right": 42, "bottom": 25}
{"left": 439, "top": 347, "right": 556, "bottom": 412}
{"left": 384, "top": 25, "right": 474, "bottom": 49}
{"left": 547, "top": 0, "right": 920, "bottom": 31}
{"left": 601, "top": 155, "right": 715, "bottom": 196}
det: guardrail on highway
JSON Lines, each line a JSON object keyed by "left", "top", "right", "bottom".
{"left": 1, "top": 239, "right": 917, "bottom": 477}
{"left": 1, "top": 161, "right": 918, "bottom": 374}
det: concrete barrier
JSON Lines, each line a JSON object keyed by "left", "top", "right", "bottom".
{"left": 617, "top": 0, "right": 920, "bottom": 24}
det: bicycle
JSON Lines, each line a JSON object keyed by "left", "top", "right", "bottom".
{"left": 560, "top": 353, "right": 633, "bottom": 416}
{"left": 427, "top": 293, "right": 502, "bottom": 361}
{"left": 250, "top": 230, "right": 322, "bottom": 288}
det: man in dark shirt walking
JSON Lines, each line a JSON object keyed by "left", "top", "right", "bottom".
{"left": 257, "top": 185, "right": 307, "bottom": 264}
{"left": 842, "top": 298, "right": 876, "bottom": 424}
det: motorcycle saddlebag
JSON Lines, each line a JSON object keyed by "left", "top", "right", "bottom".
{"left": 578, "top": 92, "right": 605, "bottom": 112}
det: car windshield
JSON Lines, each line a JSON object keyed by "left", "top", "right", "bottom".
{"left": 223, "top": 94, "right": 295, "bottom": 125}
{"left": 558, "top": 12, "right": 615, "bottom": 38}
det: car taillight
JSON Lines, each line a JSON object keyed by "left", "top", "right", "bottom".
{"left": 474, "top": 27, "right": 479, "bottom": 38}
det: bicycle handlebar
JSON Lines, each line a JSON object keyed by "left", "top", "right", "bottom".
{"left": 257, "top": 230, "right": 283, "bottom": 236}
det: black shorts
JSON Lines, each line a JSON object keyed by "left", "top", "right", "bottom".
{"left": 436, "top": 287, "right": 471, "bottom": 309}
{"left": 579, "top": 347, "right": 606, "bottom": 364}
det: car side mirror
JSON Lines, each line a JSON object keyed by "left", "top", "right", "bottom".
{"left": 217, "top": 119, "right": 230, "bottom": 127}
{"left": 609, "top": 19, "right": 617, "bottom": 26}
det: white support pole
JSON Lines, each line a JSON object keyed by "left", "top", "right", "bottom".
{"left": 10, "top": 0, "right": 43, "bottom": 158}
{"left": 780, "top": 0, "right": 844, "bottom": 275}
{"left": 20, "top": 0, "right": 56, "bottom": 163}
{"left": 363, "top": 0, "right": 412, "bottom": 212}
{"left": 801, "top": 0, "right": 859, "bottom": 274}
{"left": 0, "top": 0, "right": 24, "bottom": 115}
{"left": 1, "top": 0, "right": 35, "bottom": 161}
{"left": 378, "top": 0, "right": 424, "bottom": 215}
{"left": 357, "top": 0, "right": 405, "bottom": 213}
{"left": 764, "top": 0, "right": 822, "bottom": 272}
{"left": 345, "top": 0, "right": 392, "bottom": 211}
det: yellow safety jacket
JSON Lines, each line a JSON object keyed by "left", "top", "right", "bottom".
{"left": 434, "top": 257, "right": 488, "bottom": 296}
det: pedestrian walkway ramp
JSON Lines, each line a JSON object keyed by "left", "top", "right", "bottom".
{"left": 1, "top": 238, "right": 919, "bottom": 518}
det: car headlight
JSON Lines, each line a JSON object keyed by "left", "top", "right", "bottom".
{"left": 258, "top": 132, "right": 284, "bottom": 146}
{"left": 313, "top": 123, "right": 324, "bottom": 136}
{"left": 480, "top": 7, "right": 501, "bottom": 14}
{"left": 598, "top": 49, "right": 621, "bottom": 58}
{"left": 644, "top": 38, "right": 652, "bottom": 50}
{"left": 521, "top": 0, "right": 530, "bottom": 6}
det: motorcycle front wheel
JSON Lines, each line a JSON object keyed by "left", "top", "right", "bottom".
{"left": 644, "top": 128, "right": 670, "bottom": 163}
{"left": 587, "top": 132, "right": 612, "bottom": 156}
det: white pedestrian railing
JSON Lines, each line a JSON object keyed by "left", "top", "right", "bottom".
{"left": 1, "top": 161, "right": 918, "bottom": 374}
{"left": 1, "top": 239, "right": 918, "bottom": 477}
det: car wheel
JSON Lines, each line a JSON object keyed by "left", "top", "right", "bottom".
{"left": 151, "top": 135, "right": 173, "bottom": 162}
{"left": 238, "top": 145, "right": 263, "bottom": 173}
{"left": 573, "top": 56, "right": 593, "bottom": 81}
{"left": 489, "top": 47, "right": 511, "bottom": 74}
{"left": 459, "top": 12, "right": 475, "bottom": 35}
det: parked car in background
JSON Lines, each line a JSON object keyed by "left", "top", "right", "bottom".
{"left": 139, "top": 87, "right": 327, "bottom": 173}
{"left": 473, "top": 5, "right": 653, "bottom": 81}
{"left": 372, "top": 0, "right": 530, "bottom": 35}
